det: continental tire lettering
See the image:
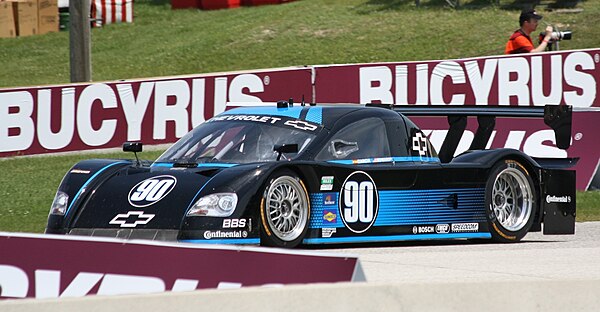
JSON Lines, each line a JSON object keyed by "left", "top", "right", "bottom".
{"left": 298, "top": 179, "right": 311, "bottom": 223}
{"left": 505, "top": 160, "right": 529, "bottom": 176}
{"left": 260, "top": 197, "right": 271, "bottom": 237}
{"left": 492, "top": 222, "right": 517, "bottom": 241}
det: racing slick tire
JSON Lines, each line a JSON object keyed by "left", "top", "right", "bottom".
{"left": 260, "top": 170, "right": 310, "bottom": 248}
{"left": 485, "top": 159, "right": 536, "bottom": 243}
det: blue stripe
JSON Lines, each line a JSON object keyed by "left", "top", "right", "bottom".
{"left": 303, "top": 232, "right": 491, "bottom": 244}
{"left": 184, "top": 175, "right": 218, "bottom": 216}
{"left": 179, "top": 238, "right": 260, "bottom": 244}
{"left": 221, "top": 107, "right": 303, "bottom": 119}
{"left": 151, "top": 162, "right": 237, "bottom": 168}
{"left": 65, "top": 162, "right": 128, "bottom": 217}
{"left": 327, "top": 156, "right": 440, "bottom": 165}
{"left": 309, "top": 188, "right": 486, "bottom": 228}
{"left": 305, "top": 107, "right": 323, "bottom": 124}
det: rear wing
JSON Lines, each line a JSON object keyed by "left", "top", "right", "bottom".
{"left": 366, "top": 104, "right": 572, "bottom": 163}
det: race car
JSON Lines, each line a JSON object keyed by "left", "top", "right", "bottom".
{"left": 45, "top": 102, "right": 576, "bottom": 248}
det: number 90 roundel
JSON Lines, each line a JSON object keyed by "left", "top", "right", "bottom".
{"left": 339, "top": 171, "right": 379, "bottom": 233}
{"left": 128, "top": 175, "right": 177, "bottom": 208}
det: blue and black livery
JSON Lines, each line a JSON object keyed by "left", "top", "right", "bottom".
{"left": 46, "top": 102, "right": 576, "bottom": 248}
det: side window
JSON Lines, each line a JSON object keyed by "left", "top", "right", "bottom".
{"left": 316, "top": 117, "right": 390, "bottom": 161}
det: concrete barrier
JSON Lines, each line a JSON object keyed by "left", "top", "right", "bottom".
{"left": 2, "top": 279, "right": 599, "bottom": 312}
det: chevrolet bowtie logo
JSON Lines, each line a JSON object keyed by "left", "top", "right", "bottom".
{"left": 109, "top": 211, "right": 155, "bottom": 228}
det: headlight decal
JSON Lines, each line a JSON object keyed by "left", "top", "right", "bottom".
{"left": 184, "top": 175, "right": 218, "bottom": 216}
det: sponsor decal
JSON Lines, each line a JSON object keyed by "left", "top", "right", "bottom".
{"left": 320, "top": 176, "right": 334, "bottom": 191}
{"left": 412, "top": 225, "right": 435, "bottom": 234}
{"left": 435, "top": 224, "right": 450, "bottom": 234}
{"left": 222, "top": 218, "right": 247, "bottom": 229}
{"left": 209, "top": 115, "right": 281, "bottom": 124}
{"left": 203, "top": 230, "right": 248, "bottom": 240}
{"left": 323, "top": 209, "right": 337, "bottom": 223}
{"left": 546, "top": 195, "right": 572, "bottom": 203}
{"left": 412, "top": 132, "right": 428, "bottom": 156}
{"left": 70, "top": 169, "right": 91, "bottom": 174}
{"left": 283, "top": 120, "right": 319, "bottom": 131}
{"left": 339, "top": 171, "right": 379, "bottom": 234}
{"left": 452, "top": 223, "right": 479, "bottom": 233}
{"left": 109, "top": 211, "right": 155, "bottom": 228}
{"left": 322, "top": 228, "right": 337, "bottom": 238}
{"left": 128, "top": 175, "right": 177, "bottom": 208}
{"left": 323, "top": 193, "right": 337, "bottom": 206}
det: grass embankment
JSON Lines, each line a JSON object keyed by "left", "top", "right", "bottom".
{"left": 1, "top": 0, "right": 599, "bottom": 88}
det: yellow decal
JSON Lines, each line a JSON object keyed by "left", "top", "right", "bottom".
{"left": 492, "top": 222, "right": 516, "bottom": 240}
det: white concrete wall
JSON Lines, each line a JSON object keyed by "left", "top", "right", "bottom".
{"left": 2, "top": 279, "right": 599, "bottom": 312}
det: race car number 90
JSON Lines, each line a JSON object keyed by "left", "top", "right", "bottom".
{"left": 128, "top": 175, "right": 177, "bottom": 208}
{"left": 339, "top": 171, "right": 379, "bottom": 233}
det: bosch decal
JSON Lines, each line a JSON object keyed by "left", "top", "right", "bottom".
{"left": 339, "top": 171, "right": 379, "bottom": 234}
{"left": 109, "top": 211, "right": 155, "bottom": 228}
{"left": 128, "top": 175, "right": 177, "bottom": 208}
{"left": 412, "top": 225, "right": 435, "bottom": 234}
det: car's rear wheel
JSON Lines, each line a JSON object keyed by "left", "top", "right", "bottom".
{"left": 485, "top": 159, "right": 536, "bottom": 243}
{"left": 260, "top": 170, "right": 310, "bottom": 248}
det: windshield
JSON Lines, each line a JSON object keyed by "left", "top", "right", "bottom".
{"left": 156, "top": 120, "right": 319, "bottom": 164}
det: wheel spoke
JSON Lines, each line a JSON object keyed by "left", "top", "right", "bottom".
{"left": 490, "top": 166, "right": 532, "bottom": 233}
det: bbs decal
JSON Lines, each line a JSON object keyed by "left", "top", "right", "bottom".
{"left": 339, "top": 171, "right": 379, "bottom": 233}
{"left": 128, "top": 175, "right": 177, "bottom": 208}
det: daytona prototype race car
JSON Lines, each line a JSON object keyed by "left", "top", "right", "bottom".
{"left": 46, "top": 102, "right": 576, "bottom": 248}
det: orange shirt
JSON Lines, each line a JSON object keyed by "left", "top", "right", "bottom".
{"left": 505, "top": 30, "right": 534, "bottom": 54}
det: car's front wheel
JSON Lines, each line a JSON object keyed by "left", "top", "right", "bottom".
{"left": 260, "top": 170, "right": 310, "bottom": 248}
{"left": 485, "top": 159, "right": 536, "bottom": 243}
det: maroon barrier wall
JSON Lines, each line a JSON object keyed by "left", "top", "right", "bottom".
{"left": 314, "top": 50, "right": 599, "bottom": 107}
{"left": 0, "top": 67, "right": 313, "bottom": 157}
{"left": 0, "top": 233, "right": 364, "bottom": 300}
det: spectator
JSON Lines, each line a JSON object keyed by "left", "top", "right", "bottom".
{"left": 505, "top": 9, "right": 553, "bottom": 54}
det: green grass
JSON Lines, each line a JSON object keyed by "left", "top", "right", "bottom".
{"left": 0, "top": 0, "right": 598, "bottom": 232}
{"left": 0, "top": 150, "right": 165, "bottom": 233}
{"left": 576, "top": 190, "right": 600, "bottom": 221}
{"left": 1, "top": 0, "right": 599, "bottom": 88}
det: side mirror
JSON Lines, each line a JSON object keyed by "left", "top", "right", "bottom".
{"left": 123, "top": 142, "right": 142, "bottom": 166}
{"left": 123, "top": 142, "right": 143, "bottom": 153}
{"left": 273, "top": 144, "right": 299, "bottom": 161}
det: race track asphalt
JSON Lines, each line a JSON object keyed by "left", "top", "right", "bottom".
{"left": 321, "top": 221, "right": 600, "bottom": 283}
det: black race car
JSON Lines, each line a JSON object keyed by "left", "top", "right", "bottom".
{"left": 46, "top": 102, "right": 576, "bottom": 248}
